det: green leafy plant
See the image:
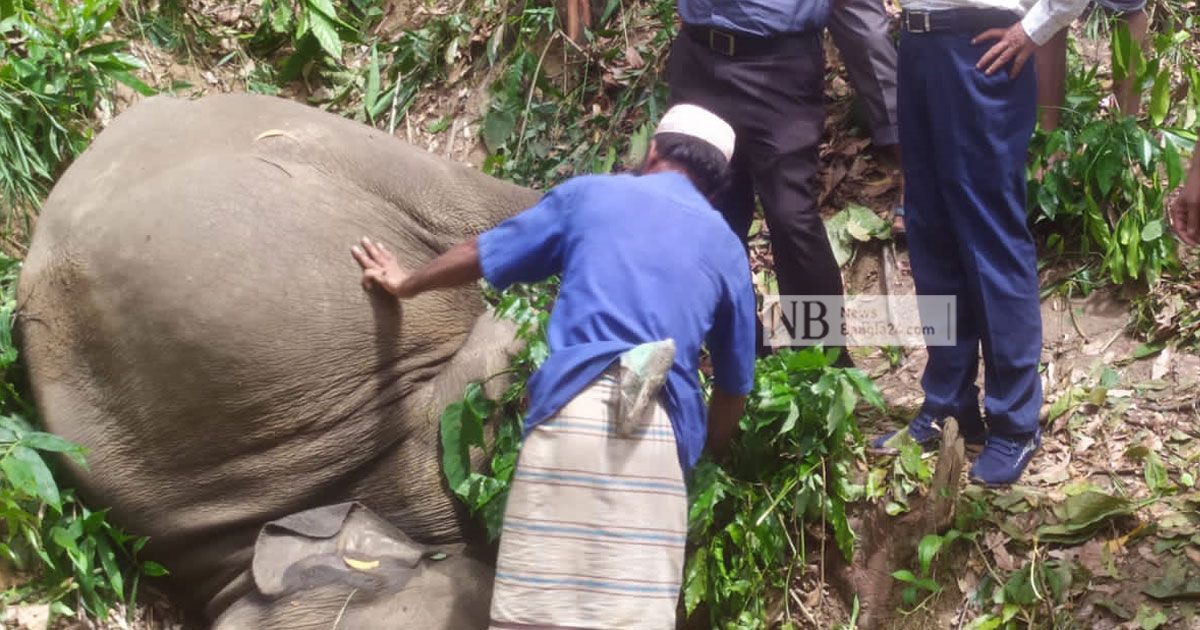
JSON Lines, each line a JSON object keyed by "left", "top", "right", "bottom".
{"left": 891, "top": 529, "right": 968, "bottom": 610}
{"left": 1029, "top": 16, "right": 1198, "bottom": 287}
{"left": 441, "top": 286, "right": 884, "bottom": 628}
{"left": 249, "top": 0, "right": 383, "bottom": 82}
{"left": 964, "top": 556, "right": 1077, "bottom": 629}
{"left": 0, "top": 0, "right": 153, "bottom": 230}
{"left": 0, "top": 255, "right": 163, "bottom": 620}
{"left": 439, "top": 279, "right": 557, "bottom": 541}
{"left": 680, "top": 349, "right": 883, "bottom": 628}
{"left": 480, "top": 0, "right": 676, "bottom": 188}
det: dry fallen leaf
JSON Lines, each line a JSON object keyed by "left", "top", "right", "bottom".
{"left": 985, "top": 530, "right": 1018, "bottom": 572}
{"left": 624, "top": 45, "right": 645, "bottom": 68}
{"left": 1078, "top": 538, "right": 1105, "bottom": 574}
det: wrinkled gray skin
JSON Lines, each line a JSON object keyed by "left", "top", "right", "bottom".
{"left": 17, "top": 93, "right": 539, "bottom": 626}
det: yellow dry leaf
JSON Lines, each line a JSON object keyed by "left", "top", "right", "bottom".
{"left": 343, "top": 556, "right": 379, "bottom": 571}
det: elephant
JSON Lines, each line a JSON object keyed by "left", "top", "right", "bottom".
{"left": 16, "top": 93, "right": 541, "bottom": 626}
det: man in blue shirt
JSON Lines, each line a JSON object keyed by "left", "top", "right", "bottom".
{"left": 667, "top": 0, "right": 851, "bottom": 362}
{"left": 351, "top": 104, "right": 757, "bottom": 629}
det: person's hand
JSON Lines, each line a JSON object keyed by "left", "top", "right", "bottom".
{"left": 1170, "top": 176, "right": 1200, "bottom": 246}
{"left": 973, "top": 22, "right": 1037, "bottom": 79}
{"left": 351, "top": 236, "right": 413, "bottom": 298}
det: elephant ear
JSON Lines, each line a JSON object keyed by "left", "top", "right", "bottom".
{"left": 250, "top": 502, "right": 432, "bottom": 598}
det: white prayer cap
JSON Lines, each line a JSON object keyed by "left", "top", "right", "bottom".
{"left": 653, "top": 104, "right": 736, "bottom": 163}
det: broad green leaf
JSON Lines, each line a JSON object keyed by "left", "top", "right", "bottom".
{"left": 914, "top": 577, "right": 941, "bottom": 593}
{"left": 365, "top": 46, "right": 381, "bottom": 123}
{"left": 1133, "top": 342, "right": 1164, "bottom": 359}
{"left": 439, "top": 401, "right": 471, "bottom": 496}
{"left": 777, "top": 401, "right": 798, "bottom": 435}
{"left": 917, "top": 533, "right": 943, "bottom": 576}
{"left": 306, "top": 7, "right": 342, "bottom": 60}
{"left": 899, "top": 442, "right": 923, "bottom": 477}
{"left": 829, "top": 496, "right": 854, "bottom": 560}
{"left": 95, "top": 536, "right": 123, "bottom": 599}
{"left": 2, "top": 445, "right": 61, "bottom": 511}
{"left": 683, "top": 546, "right": 708, "bottom": 614}
{"left": 891, "top": 569, "right": 916, "bottom": 583}
{"left": 482, "top": 108, "right": 517, "bottom": 155}
{"left": 1145, "top": 452, "right": 1170, "bottom": 494}
{"left": 1135, "top": 604, "right": 1168, "bottom": 629}
{"left": 1037, "top": 490, "right": 1134, "bottom": 543}
{"left": 110, "top": 71, "right": 156, "bottom": 96}
{"left": 1165, "top": 140, "right": 1184, "bottom": 189}
{"left": 1150, "top": 69, "right": 1171, "bottom": 127}
{"left": 1141, "top": 220, "right": 1164, "bottom": 243}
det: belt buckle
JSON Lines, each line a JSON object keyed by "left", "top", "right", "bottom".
{"left": 905, "top": 11, "right": 932, "bottom": 33}
{"left": 708, "top": 29, "right": 735, "bottom": 56}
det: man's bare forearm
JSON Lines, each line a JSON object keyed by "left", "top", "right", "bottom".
{"left": 396, "top": 238, "right": 483, "bottom": 298}
{"left": 707, "top": 386, "right": 746, "bottom": 459}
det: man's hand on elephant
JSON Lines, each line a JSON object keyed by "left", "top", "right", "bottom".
{"left": 352, "top": 237, "right": 414, "bottom": 298}
{"left": 973, "top": 23, "right": 1036, "bottom": 79}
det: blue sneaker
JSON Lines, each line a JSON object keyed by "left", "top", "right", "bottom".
{"left": 970, "top": 431, "right": 1041, "bottom": 487}
{"left": 871, "top": 410, "right": 986, "bottom": 451}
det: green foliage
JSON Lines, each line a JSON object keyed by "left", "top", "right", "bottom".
{"left": 965, "top": 557, "right": 1078, "bottom": 629}
{"left": 441, "top": 284, "right": 883, "bottom": 627}
{"left": 248, "top": 0, "right": 383, "bottom": 82}
{"left": 439, "top": 280, "right": 557, "bottom": 540}
{"left": 1029, "top": 16, "right": 1198, "bottom": 287}
{"left": 480, "top": 0, "right": 676, "bottom": 188}
{"left": 683, "top": 349, "right": 882, "bottom": 629}
{"left": 825, "top": 204, "right": 891, "bottom": 267}
{"left": 0, "top": 256, "right": 162, "bottom": 620}
{"left": 0, "top": 0, "right": 153, "bottom": 226}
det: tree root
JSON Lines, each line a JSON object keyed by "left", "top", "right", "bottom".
{"left": 827, "top": 418, "right": 967, "bottom": 629}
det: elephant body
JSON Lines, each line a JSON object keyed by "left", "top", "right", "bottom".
{"left": 17, "top": 93, "right": 539, "bottom": 624}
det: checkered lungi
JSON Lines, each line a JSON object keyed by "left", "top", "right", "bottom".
{"left": 488, "top": 367, "right": 688, "bottom": 630}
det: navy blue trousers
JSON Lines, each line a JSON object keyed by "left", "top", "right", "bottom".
{"left": 898, "top": 24, "right": 1043, "bottom": 437}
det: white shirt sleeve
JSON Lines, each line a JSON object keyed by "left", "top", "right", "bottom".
{"left": 1020, "top": 0, "right": 1090, "bottom": 46}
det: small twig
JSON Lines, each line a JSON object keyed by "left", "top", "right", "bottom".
{"left": 1067, "top": 298, "right": 1090, "bottom": 344}
{"left": 788, "top": 589, "right": 819, "bottom": 628}
{"left": 954, "top": 592, "right": 970, "bottom": 630}
{"left": 819, "top": 458, "right": 827, "bottom": 608}
{"left": 387, "top": 72, "right": 403, "bottom": 136}
{"left": 619, "top": 0, "right": 631, "bottom": 51}
{"left": 513, "top": 31, "right": 558, "bottom": 165}
{"left": 330, "top": 588, "right": 358, "bottom": 630}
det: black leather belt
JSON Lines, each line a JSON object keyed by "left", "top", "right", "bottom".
{"left": 900, "top": 9, "right": 1020, "bottom": 34}
{"left": 681, "top": 24, "right": 819, "bottom": 57}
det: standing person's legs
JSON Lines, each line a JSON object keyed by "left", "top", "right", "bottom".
{"left": 896, "top": 31, "right": 984, "bottom": 428}
{"left": 665, "top": 36, "right": 757, "bottom": 244}
{"left": 929, "top": 31, "right": 1043, "bottom": 485}
{"left": 667, "top": 34, "right": 847, "bottom": 359}
{"left": 828, "top": 0, "right": 900, "bottom": 147}
{"left": 1035, "top": 28, "right": 1069, "bottom": 132}
{"left": 719, "top": 41, "right": 842, "bottom": 303}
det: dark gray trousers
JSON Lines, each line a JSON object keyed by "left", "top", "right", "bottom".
{"left": 829, "top": 0, "right": 900, "bottom": 146}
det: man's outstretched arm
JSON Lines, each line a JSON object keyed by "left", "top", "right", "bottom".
{"left": 351, "top": 236, "right": 482, "bottom": 299}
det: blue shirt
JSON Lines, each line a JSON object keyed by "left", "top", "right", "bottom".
{"left": 477, "top": 172, "right": 757, "bottom": 473}
{"left": 677, "top": 0, "right": 830, "bottom": 36}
